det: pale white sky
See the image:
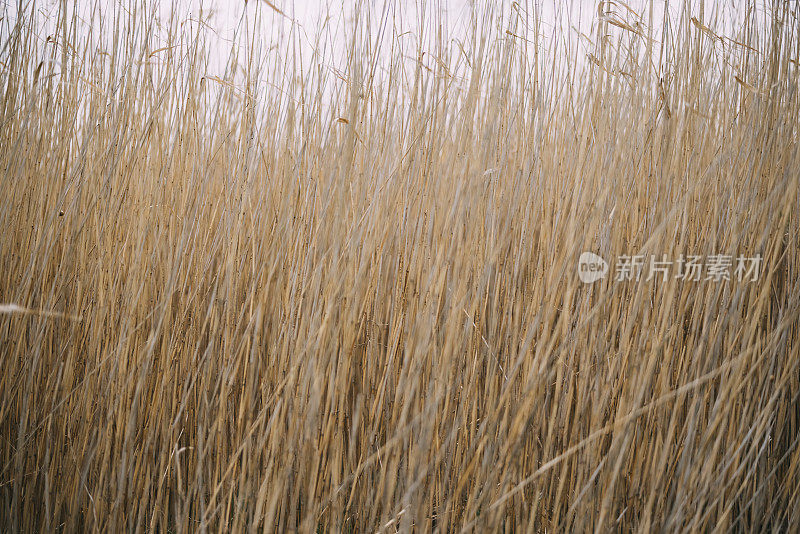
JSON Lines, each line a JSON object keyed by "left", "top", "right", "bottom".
{"left": 1, "top": 0, "right": 763, "bottom": 114}
{"left": 2, "top": 0, "right": 754, "bottom": 69}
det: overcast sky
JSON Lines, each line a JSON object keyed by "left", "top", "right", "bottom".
{"left": 1, "top": 0, "right": 764, "bottom": 113}
{"left": 3, "top": 0, "right": 754, "bottom": 66}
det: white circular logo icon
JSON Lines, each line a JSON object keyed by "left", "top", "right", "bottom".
{"left": 578, "top": 252, "right": 608, "bottom": 283}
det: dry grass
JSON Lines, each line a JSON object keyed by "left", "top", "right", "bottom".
{"left": 1, "top": 0, "right": 799, "bottom": 531}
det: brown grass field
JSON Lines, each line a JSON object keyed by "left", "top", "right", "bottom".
{"left": 1, "top": 0, "right": 799, "bottom": 531}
